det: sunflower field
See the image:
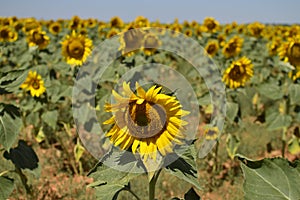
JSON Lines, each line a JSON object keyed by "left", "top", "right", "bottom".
{"left": 0, "top": 16, "right": 300, "bottom": 200}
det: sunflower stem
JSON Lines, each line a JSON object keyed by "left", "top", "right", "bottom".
{"left": 149, "top": 169, "right": 162, "bottom": 200}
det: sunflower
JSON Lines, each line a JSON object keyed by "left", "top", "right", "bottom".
{"left": 110, "top": 16, "right": 124, "bottom": 28}
{"left": 133, "top": 16, "right": 150, "bottom": 28}
{"left": 222, "top": 36, "right": 243, "bottom": 58}
{"left": 27, "top": 29, "right": 50, "bottom": 49}
{"left": 247, "top": 22, "right": 265, "bottom": 38}
{"left": 204, "top": 126, "right": 219, "bottom": 140}
{"left": 142, "top": 33, "right": 161, "bottom": 56}
{"left": 278, "top": 35, "right": 300, "bottom": 67}
{"left": 103, "top": 82, "right": 190, "bottom": 160}
{"left": 68, "top": 16, "right": 83, "bottom": 30}
{"left": 205, "top": 40, "right": 219, "bottom": 57}
{"left": 106, "top": 28, "right": 119, "bottom": 38}
{"left": 119, "top": 28, "right": 145, "bottom": 57}
{"left": 222, "top": 56, "right": 253, "bottom": 88}
{"left": 20, "top": 71, "right": 46, "bottom": 97}
{"left": 267, "top": 37, "right": 281, "bottom": 56}
{"left": 61, "top": 31, "right": 93, "bottom": 66}
{"left": 203, "top": 17, "right": 219, "bottom": 33}
{"left": 84, "top": 18, "right": 98, "bottom": 28}
{"left": 22, "top": 18, "right": 40, "bottom": 34}
{"left": 49, "top": 22, "right": 62, "bottom": 35}
{"left": 0, "top": 26, "right": 18, "bottom": 42}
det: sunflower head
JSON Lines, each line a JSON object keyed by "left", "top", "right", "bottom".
{"left": 22, "top": 18, "right": 40, "bottom": 34}
{"left": 0, "top": 26, "right": 18, "bottom": 42}
{"left": 133, "top": 16, "right": 150, "bottom": 28}
{"left": 68, "top": 16, "right": 83, "bottom": 30}
{"left": 110, "top": 16, "right": 124, "bottom": 28}
{"left": 61, "top": 31, "right": 93, "bottom": 66}
{"left": 142, "top": 33, "right": 161, "bottom": 56}
{"left": 103, "top": 82, "right": 190, "bottom": 161}
{"left": 20, "top": 71, "right": 46, "bottom": 97}
{"left": 279, "top": 35, "right": 300, "bottom": 67}
{"left": 205, "top": 40, "right": 219, "bottom": 57}
{"left": 106, "top": 28, "right": 120, "bottom": 38}
{"left": 204, "top": 126, "right": 219, "bottom": 140}
{"left": 222, "top": 56, "right": 253, "bottom": 89}
{"left": 27, "top": 29, "right": 50, "bottom": 49}
{"left": 203, "top": 17, "right": 219, "bottom": 33}
{"left": 49, "top": 22, "right": 62, "bottom": 35}
{"left": 84, "top": 18, "right": 98, "bottom": 28}
{"left": 247, "top": 22, "right": 265, "bottom": 38}
{"left": 222, "top": 36, "right": 243, "bottom": 58}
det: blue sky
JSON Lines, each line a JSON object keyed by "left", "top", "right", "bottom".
{"left": 0, "top": 0, "right": 299, "bottom": 24}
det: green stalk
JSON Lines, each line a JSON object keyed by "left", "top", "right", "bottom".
{"left": 149, "top": 169, "right": 162, "bottom": 200}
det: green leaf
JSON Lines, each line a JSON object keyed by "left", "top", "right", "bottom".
{"left": 226, "top": 102, "right": 239, "bottom": 122}
{"left": 88, "top": 150, "right": 143, "bottom": 200}
{"left": 0, "top": 176, "right": 14, "bottom": 199}
{"left": 0, "top": 112, "right": 22, "bottom": 150}
{"left": 266, "top": 112, "right": 292, "bottom": 131}
{"left": 238, "top": 156, "right": 300, "bottom": 200}
{"left": 41, "top": 110, "right": 58, "bottom": 130}
{"left": 257, "top": 83, "right": 283, "bottom": 100}
{"left": 288, "top": 84, "right": 300, "bottom": 105}
{"left": 226, "top": 134, "right": 240, "bottom": 160}
{"left": 165, "top": 145, "right": 201, "bottom": 189}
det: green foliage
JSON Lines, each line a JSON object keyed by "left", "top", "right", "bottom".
{"left": 0, "top": 176, "right": 14, "bottom": 199}
{"left": 238, "top": 156, "right": 300, "bottom": 200}
{"left": 0, "top": 111, "right": 22, "bottom": 150}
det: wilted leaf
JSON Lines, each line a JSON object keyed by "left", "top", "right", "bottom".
{"left": 238, "top": 155, "right": 300, "bottom": 200}
{"left": 226, "top": 134, "right": 240, "bottom": 160}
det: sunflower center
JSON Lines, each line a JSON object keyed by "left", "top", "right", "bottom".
{"left": 52, "top": 25, "right": 60, "bottom": 33}
{"left": 289, "top": 43, "right": 300, "bottom": 59}
{"left": 230, "top": 64, "right": 244, "bottom": 80}
{"left": 126, "top": 100, "right": 167, "bottom": 138}
{"left": 0, "top": 29, "right": 9, "bottom": 39}
{"left": 67, "top": 40, "right": 84, "bottom": 59}
{"left": 33, "top": 32, "right": 44, "bottom": 44}
{"left": 207, "top": 44, "right": 216, "bottom": 54}
{"left": 31, "top": 79, "right": 40, "bottom": 89}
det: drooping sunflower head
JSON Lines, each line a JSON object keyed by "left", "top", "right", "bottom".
{"left": 103, "top": 82, "right": 190, "bottom": 160}
{"left": 49, "top": 22, "right": 62, "bottom": 35}
{"left": 205, "top": 40, "right": 219, "bottom": 57}
{"left": 20, "top": 71, "right": 46, "bottom": 97}
{"left": 68, "top": 16, "right": 83, "bottom": 30}
{"left": 61, "top": 31, "right": 93, "bottom": 66}
{"left": 222, "top": 56, "right": 253, "bottom": 89}
{"left": 27, "top": 29, "right": 50, "bottom": 50}
{"left": 22, "top": 18, "right": 40, "bottom": 34}
{"left": 141, "top": 32, "right": 161, "bottom": 56}
{"left": 119, "top": 28, "right": 145, "bottom": 57}
{"left": 0, "top": 26, "right": 18, "bottom": 42}
{"left": 222, "top": 36, "right": 243, "bottom": 58}
{"left": 279, "top": 35, "right": 300, "bottom": 67}
{"left": 203, "top": 17, "right": 219, "bottom": 33}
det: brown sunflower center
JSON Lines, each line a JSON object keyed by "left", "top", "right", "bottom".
{"left": 125, "top": 100, "right": 167, "bottom": 138}
{"left": 31, "top": 79, "right": 40, "bottom": 89}
{"left": 0, "top": 29, "right": 9, "bottom": 39}
{"left": 51, "top": 25, "right": 60, "bottom": 33}
{"left": 206, "top": 22, "right": 216, "bottom": 31}
{"left": 67, "top": 40, "right": 84, "bottom": 59}
{"left": 33, "top": 32, "right": 45, "bottom": 44}
{"left": 229, "top": 64, "right": 245, "bottom": 80}
{"left": 207, "top": 44, "right": 217, "bottom": 54}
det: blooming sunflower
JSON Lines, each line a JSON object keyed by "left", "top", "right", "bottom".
{"left": 222, "top": 36, "right": 243, "bottom": 58}
{"left": 204, "top": 126, "right": 219, "bottom": 140}
{"left": 222, "top": 57, "right": 253, "bottom": 89}
{"left": 49, "top": 22, "right": 62, "bottom": 35}
{"left": 110, "top": 16, "right": 124, "bottom": 28}
{"left": 61, "top": 31, "right": 93, "bottom": 66}
{"left": 20, "top": 71, "right": 46, "bottom": 97}
{"left": 142, "top": 33, "right": 161, "bottom": 56}
{"left": 205, "top": 40, "right": 219, "bottom": 57}
{"left": 278, "top": 35, "right": 300, "bottom": 68}
{"left": 247, "top": 22, "right": 265, "bottom": 38}
{"left": 203, "top": 17, "right": 219, "bottom": 33}
{"left": 0, "top": 26, "right": 18, "bottom": 42}
{"left": 27, "top": 29, "right": 50, "bottom": 49}
{"left": 119, "top": 28, "right": 145, "bottom": 57}
{"left": 103, "top": 82, "right": 190, "bottom": 160}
